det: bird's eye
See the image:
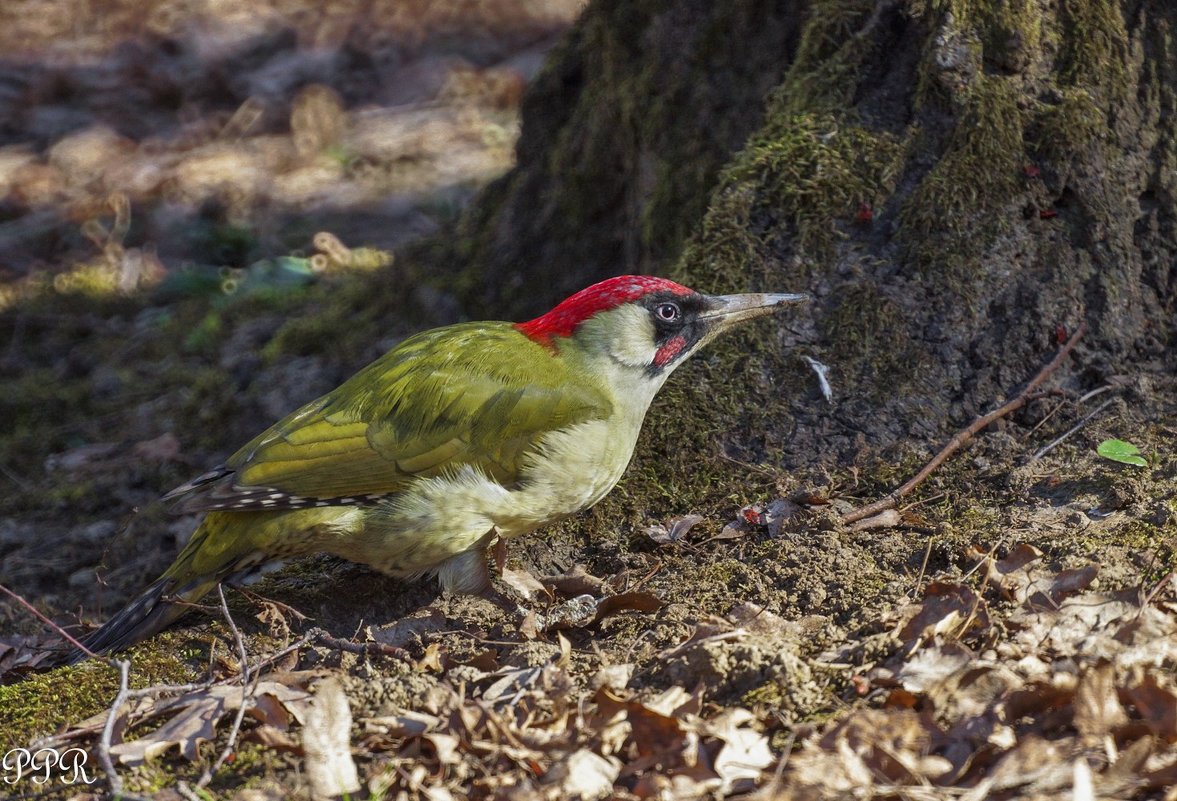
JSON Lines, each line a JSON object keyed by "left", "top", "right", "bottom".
{"left": 655, "top": 302, "right": 680, "bottom": 322}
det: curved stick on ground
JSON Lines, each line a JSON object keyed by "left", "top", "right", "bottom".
{"left": 841, "top": 321, "right": 1088, "bottom": 525}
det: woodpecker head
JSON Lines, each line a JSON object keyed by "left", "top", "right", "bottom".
{"left": 516, "top": 276, "right": 808, "bottom": 378}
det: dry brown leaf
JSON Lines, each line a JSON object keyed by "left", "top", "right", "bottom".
{"left": 764, "top": 498, "right": 802, "bottom": 537}
{"left": 742, "top": 554, "right": 1176, "bottom": 800}
{"left": 891, "top": 640, "right": 974, "bottom": 692}
{"left": 482, "top": 666, "right": 544, "bottom": 703}
{"left": 591, "top": 663, "right": 635, "bottom": 692}
{"left": 363, "top": 710, "right": 442, "bottom": 738}
{"left": 110, "top": 688, "right": 230, "bottom": 765}
{"left": 518, "top": 609, "right": 540, "bottom": 640}
{"left": 107, "top": 681, "right": 311, "bottom": 766}
{"left": 590, "top": 591, "right": 662, "bottom": 624}
{"left": 899, "top": 582, "right": 988, "bottom": 641}
{"left": 492, "top": 537, "right": 509, "bottom": 574}
{"left": 501, "top": 565, "right": 549, "bottom": 602}
{"left": 646, "top": 685, "right": 703, "bottom": 717}
{"left": 417, "top": 642, "right": 444, "bottom": 673}
{"left": 1009, "top": 592, "right": 1153, "bottom": 664}
{"left": 1073, "top": 661, "right": 1129, "bottom": 743}
{"left": 982, "top": 544, "right": 1100, "bottom": 608}
{"left": 644, "top": 514, "right": 704, "bottom": 545}
{"left": 707, "top": 708, "right": 774, "bottom": 793}
{"left": 980, "top": 543, "right": 1035, "bottom": 600}
{"left": 540, "top": 564, "right": 608, "bottom": 597}
{"left": 556, "top": 632, "right": 572, "bottom": 671}
{"left": 245, "top": 724, "right": 302, "bottom": 753}
{"left": 818, "top": 708, "right": 952, "bottom": 784}
{"left": 1101, "top": 734, "right": 1158, "bottom": 792}
{"left": 0, "top": 633, "right": 58, "bottom": 678}
{"left": 711, "top": 519, "right": 754, "bottom": 542}
{"left": 631, "top": 771, "right": 717, "bottom": 800}
{"left": 782, "top": 708, "right": 946, "bottom": 796}
{"left": 1122, "top": 673, "right": 1177, "bottom": 739}
{"left": 927, "top": 661, "right": 1023, "bottom": 724}
{"left": 728, "top": 602, "right": 802, "bottom": 638}
{"left": 1039, "top": 565, "right": 1100, "bottom": 603}
{"left": 424, "top": 732, "right": 462, "bottom": 767}
{"left": 595, "top": 688, "right": 686, "bottom": 759}
{"left": 541, "top": 749, "right": 619, "bottom": 800}
{"left": 1107, "top": 606, "right": 1177, "bottom": 669}
{"left": 302, "top": 677, "right": 360, "bottom": 801}
{"left": 993, "top": 543, "right": 1044, "bottom": 577}
{"left": 964, "top": 735, "right": 1072, "bottom": 798}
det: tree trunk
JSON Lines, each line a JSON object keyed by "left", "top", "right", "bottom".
{"left": 456, "top": 0, "right": 1175, "bottom": 468}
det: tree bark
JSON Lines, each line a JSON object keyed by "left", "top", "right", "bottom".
{"left": 456, "top": 0, "right": 1176, "bottom": 464}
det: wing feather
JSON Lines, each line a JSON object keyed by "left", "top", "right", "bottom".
{"left": 166, "top": 323, "right": 612, "bottom": 512}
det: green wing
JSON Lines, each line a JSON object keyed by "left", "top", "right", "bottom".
{"left": 168, "top": 323, "right": 612, "bottom": 511}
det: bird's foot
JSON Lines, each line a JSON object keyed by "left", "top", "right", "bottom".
{"left": 435, "top": 541, "right": 599, "bottom": 634}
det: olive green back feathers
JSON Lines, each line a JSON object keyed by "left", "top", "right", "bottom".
{"left": 164, "top": 323, "right": 613, "bottom": 513}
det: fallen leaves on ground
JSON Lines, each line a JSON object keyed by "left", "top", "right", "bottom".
{"left": 103, "top": 679, "right": 312, "bottom": 766}
{"left": 361, "top": 668, "right": 773, "bottom": 800}
{"left": 784, "top": 550, "right": 1177, "bottom": 800}
{"left": 0, "top": 632, "right": 59, "bottom": 677}
{"left": 26, "top": 548, "right": 1177, "bottom": 800}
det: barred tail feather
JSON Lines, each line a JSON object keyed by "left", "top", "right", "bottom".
{"left": 65, "top": 509, "right": 331, "bottom": 664}
{"left": 67, "top": 576, "right": 196, "bottom": 663}
{"left": 66, "top": 512, "right": 273, "bottom": 664}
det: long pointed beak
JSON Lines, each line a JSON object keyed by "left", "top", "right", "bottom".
{"left": 701, "top": 292, "right": 810, "bottom": 332}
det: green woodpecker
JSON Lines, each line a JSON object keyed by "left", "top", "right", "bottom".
{"left": 73, "top": 276, "right": 806, "bottom": 658}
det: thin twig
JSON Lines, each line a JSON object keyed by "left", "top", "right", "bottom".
{"left": 176, "top": 780, "right": 205, "bottom": 801}
{"left": 197, "top": 584, "right": 253, "bottom": 788}
{"left": 911, "top": 538, "right": 934, "bottom": 600}
{"left": 1077, "top": 384, "right": 1117, "bottom": 404}
{"left": 235, "top": 586, "right": 310, "bottom": 622}
{"left": 98, "top": 659, "right": 130, "bottom": 798}
{"left": 315, "top": 630, "right": 411, "bottom": 661}
{"left": 127, "top": 681, "right": 209, "bottom": 699}
{"left": 1027, "top": 397, "right": 1117, "bottom": 463}
{"left": 1141, "top": 569, "right": 1176, "bottom": 610}
{"left": 0, "top": 460, "right": 32, "bottom": 490}
{"left": 248, "top": 628, "right": 318, "bottom": 673}
{"left": 1024, "top": 397, "right": 1068, "bottom": 439}
{"left": 842, "top": 322, "right": 1087, "bottom": 524}
{"left": 899, "top": 491, "right": 946, "bottom": 512}
{"left": 0, "top": 581, "right": 100, "bottom": 660}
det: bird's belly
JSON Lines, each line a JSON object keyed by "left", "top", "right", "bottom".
{"left": 341, "top": 419, "right": 638, "bottom": 575}
{"left": 510, "top": 419, "right": 637, "bottom": 525}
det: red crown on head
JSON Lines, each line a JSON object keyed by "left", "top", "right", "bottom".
{"left": 516, "top": 275, "right": 694, "bottom": 346}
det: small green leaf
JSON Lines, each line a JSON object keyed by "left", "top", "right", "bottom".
{"left": 1096, "top": 439, "right": 1148, "bottom": 467}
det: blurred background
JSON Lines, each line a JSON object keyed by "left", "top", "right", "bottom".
{"left": 0, "top": 0, "right": 584, "bottom": 298}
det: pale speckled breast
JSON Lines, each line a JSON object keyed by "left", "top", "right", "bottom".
{"left": 494, "top": 416, "right": 642, "bottom": 537}
{"left": 335, "top": 419, "right": 641, "bottom": 577}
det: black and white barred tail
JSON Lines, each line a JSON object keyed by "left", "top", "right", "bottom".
{"left": 66, "top": 514, "right": 277, "bottom": 663}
